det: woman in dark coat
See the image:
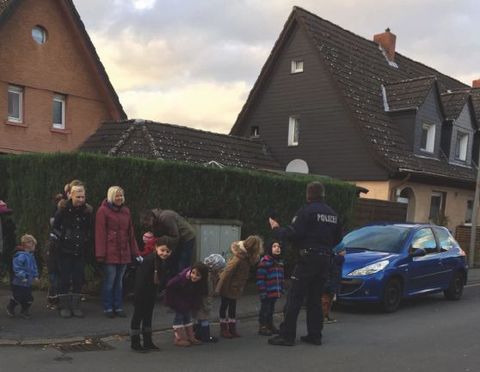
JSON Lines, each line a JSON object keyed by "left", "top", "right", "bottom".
{"left": 95, "top": 186, "right": 140, "bottom": 318}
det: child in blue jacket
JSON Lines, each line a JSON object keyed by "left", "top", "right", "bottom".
{"left": 6, "top": 234, "right": 39, "bottom": 319}
{"left": 256, "top": 240, "right": 284, "bottom": 336}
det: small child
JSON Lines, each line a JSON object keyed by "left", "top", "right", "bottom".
{"left": 130, "top": 237, "right": 172, "bottom": 352}
{"left": 256, "top": 240, "right": 284, "bottom": 336}
{"left": 166, "top": 262, "right": 209, "bottom": 347}
{"left": 193, "top": 254, "right": 226, "bottom": 343}
{"left": 215, "top": 235, "right": 263, "bottom": 338}
{"left": 322, "top": 246, "right": 346, "bottom": 323}
{"left": 140, "top": 231, "right": 156, "bottom": 257}
{"left": 6, "top": 234, "right": 39, "bottom": 319}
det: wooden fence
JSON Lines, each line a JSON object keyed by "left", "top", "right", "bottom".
{"left": 353, "top": 198, "right": 407, "bottom": 228}
{"left": 455, "top": 225, "right": 480, "bottom": 266}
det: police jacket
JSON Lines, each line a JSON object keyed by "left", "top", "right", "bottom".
{"left": 273, "top": 201, "right": 343, "bottom": 253}
{"left": 52, "top": 199, "right": 93, "bottom": 257}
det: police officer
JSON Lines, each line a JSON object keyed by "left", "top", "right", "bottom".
{"left": 268, "top": 181, "right": 343, "bottom": 346}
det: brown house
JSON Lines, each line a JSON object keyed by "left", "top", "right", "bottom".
{"left": 230, "top": 6, "right": 480, "bottom": 231}
{"left": 0, "top": 0, "right": 126, "bottom": 154}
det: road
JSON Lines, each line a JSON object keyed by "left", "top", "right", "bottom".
{"left": 1, "top": 283, "right": 480, "bottom": 372}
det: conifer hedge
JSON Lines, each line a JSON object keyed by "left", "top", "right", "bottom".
{"left": 0, "top": 152, "right": 357, "bottom": 265}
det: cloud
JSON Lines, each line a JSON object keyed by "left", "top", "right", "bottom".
{"left": 73, "top": 0, "right": 480, "bottom": 133}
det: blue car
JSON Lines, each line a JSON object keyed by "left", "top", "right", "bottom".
{"left": 337, "top": 223, "right": 468, "bottom": 312}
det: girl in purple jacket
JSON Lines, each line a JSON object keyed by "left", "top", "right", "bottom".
{"left": 166, "top": 262, "right": 209, "bottom": 347}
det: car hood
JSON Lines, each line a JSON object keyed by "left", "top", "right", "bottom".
{"left": 342, "top": 249, "right": 399, "bottom": 275}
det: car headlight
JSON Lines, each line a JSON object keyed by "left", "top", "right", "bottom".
{"left": 347, "top": 260, "right": 389, "bottom": 276}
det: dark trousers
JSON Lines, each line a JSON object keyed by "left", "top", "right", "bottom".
{"left": 131, "top": 292, "right": 155, "bottom": 331}
{"left": 259, "top": 297, "right": 277, "bottom": 326}
{"left": 219, "top": 296, "right": 237, "bottom": 319}
{"left": 279, "top": 254, "right": 329, "bottom": 342}
{"left": 57, "top": 254, "right": 84, "bottom": 294}
{"left": 177, "top": 238, "right": 195, "bottom": 272}
{"left": 11, "top": 285, "right": 33, "bottom": 309}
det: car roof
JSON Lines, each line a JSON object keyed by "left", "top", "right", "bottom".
{"left": 363, "top": 222, "right": 447, "bottom": 230}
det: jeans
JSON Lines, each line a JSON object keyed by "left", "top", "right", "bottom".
{"left": 259, "top": 297, "right": 277, "bottom": 326}
{"left": 57, "top": 254, "right": 84, "bottom": 294}
{"left": 173, "top": 311, "right": 192, "bottom": 326}
{"left": 102, "top": 264, "right": 127, "bottom": 312}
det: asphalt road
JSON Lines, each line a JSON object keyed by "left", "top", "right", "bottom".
{"left": 1, "top": 283, "right": 480, "bottom": 372}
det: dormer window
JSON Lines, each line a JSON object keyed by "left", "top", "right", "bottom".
{"left": 455, "top": 132, "right": 468, "bottom": 161}
{"left": 291, "top": 60, "right": 304, "bottom": 74}
{"left": 32, "top": 26, "right": 47, "bottom": 44}
{"left": 420, "top": 123, "right": 435, "bottom": 153}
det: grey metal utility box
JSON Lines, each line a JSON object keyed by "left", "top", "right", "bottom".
{"left": 188, "top": 218, "right": 242, "bottom": 261}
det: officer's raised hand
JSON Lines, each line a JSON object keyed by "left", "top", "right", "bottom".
{"left": 269, "top": 218, "right": 279, "bottom": 230}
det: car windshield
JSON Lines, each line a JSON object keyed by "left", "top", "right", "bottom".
{"left": 339, "top": 225, "right": 410, "bottom": 253}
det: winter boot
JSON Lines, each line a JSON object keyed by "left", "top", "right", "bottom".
{"left": 58, "top": 294, "right": 72, "bottom": 318}
{"left": 130, "top": 330, "right": 148, "bottom": 353}
{"left": 142, "top": 328, "right": 160, "bottom": 351}
{"left": 6, "top": 298, "right": 17, "bottom": 317}
{"left": 173, "top": 326, "right": 191, "bottom": 347}
{"left": 185, "top": 324, "right": 202, "bottom": 345}
{"left": 20, "top": 303, "right": 32, "bottom": 319}
{"left": 228, "top": 320, "right": 240, "bottom": 338}
{"left": 193, "top": 322, "right": 201, "bottom": 339}
{"left": 258, "top": 324, "right": 273, "bottom": 336}
{"left": 220, "top": 320, "right": 233, "bottom": 339}
{"left": 71, "top": 293, "right": 84, "bottom": 318}
{"left": 201, "top": 325, "right": 219, "bottom": 343}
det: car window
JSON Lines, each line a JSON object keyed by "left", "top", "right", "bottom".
{"left": 411, "top": 228, "right": 437, "bottom": 254}
{"left": 433, "top": 227, "right": 457, "bottom": 252}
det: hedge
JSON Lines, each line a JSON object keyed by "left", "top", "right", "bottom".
{"left": 0, "top": 152, "right": 357, "bottom": 268}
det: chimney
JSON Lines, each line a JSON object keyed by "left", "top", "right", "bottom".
{"left": 473, "top": 79, "right": 480, "bottom": 88}
{"left": 374, "top": 28, "right": 396, "bottom": 62}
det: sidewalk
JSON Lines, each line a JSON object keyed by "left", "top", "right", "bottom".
{"left": 1, "top": 267, "right": 479, "bottom": 346}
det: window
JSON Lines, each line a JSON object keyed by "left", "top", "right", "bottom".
{"left": 288, "top": 117, "right": 299, "bottom": 146}
{"left": 465, "top": 200, "right": 473, "bottom": 224}
{"left": 7, "top": 85, "right": 23, "bottom": 123}
{"left": 455, "top": 131, "right": 468, "bottom": 161}
{"left": 433, "top": 227, "right": 457, "bottom": 252}
{"left": 420, "top": 123, "right": 435, "bottom": 153}
{"left": 250, "top": 126, "right": 259, "bottom": 137}
{"left": 429, "top": 191, "right": 446, "bottom": 222}
{"left": 52, "top": 94, "right": 66, "bottom": 129}
{"left": 32, "top": 26, "right": 47, "bottom": 44}
{"left": 411, "top": 228, "right": 437, "bottom": 254}
{"left": 291, "top": 60, "right": 304, "bottom": 74}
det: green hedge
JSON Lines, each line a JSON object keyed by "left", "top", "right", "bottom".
{"left": 0, "top": 152, "right": 357, "bottom": 266}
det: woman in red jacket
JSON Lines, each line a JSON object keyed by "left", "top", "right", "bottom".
{"left": 95, "top": 186, "right": 140, "bottom": 318}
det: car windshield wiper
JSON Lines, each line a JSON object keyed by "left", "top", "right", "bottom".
{"left": 345, "top": 247, "right": 372, "bottom": 251}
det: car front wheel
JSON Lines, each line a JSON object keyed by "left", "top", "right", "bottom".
{"left": 444, "top": 271, "right": 465, "bottom": 301}
{"left": 382, "top": 278, "right": 402, "bottom": 313}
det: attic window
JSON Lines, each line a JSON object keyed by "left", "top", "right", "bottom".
{"left": 32, "top": 26, "right": 47, "bottom": 44}
{"left": 420, "top": 123, "right": 435, "bottom": 153}
{"left": 455, "top": 132, "right": 468, "bottom": 161}
{"left": 288, "top": 116, "right": 299, "bottom": 146}
{"left": 250, "top": 126, "right": 259, "bottom": 137}
{"left": 291, "top": 60, "right": 304, "bottom": 74}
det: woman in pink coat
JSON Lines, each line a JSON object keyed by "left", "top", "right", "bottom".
{"left": 95, "top": 186, "right": 140, "bottom": 318}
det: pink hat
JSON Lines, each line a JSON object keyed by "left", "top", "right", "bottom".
{"left": 0, "top": 200, "right": 13, "bottom": 215}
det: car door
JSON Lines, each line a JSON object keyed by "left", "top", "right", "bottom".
{"left": 432, "top": 227, "right": 460, "bottom": 288}
{"left": 405, "top": 228, "right": 443, "bottom": 294}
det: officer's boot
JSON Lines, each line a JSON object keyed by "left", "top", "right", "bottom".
{"left": 130, "top": 329, "right": 147, "bottom": 353}
{"left": 58, "top": 294, "right": 72, "bottom": 318}
{"left": 71, "top": 293, "right": 84, "bottom": 318}
{"left": 142, "top": 328, "right": 160, "bottom": 351}
{"left": 228, "top": 319, "right": 240, "bottom": 338}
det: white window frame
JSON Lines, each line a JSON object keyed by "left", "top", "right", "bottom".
{"left": 420, "top": 123, "right": 435, "bottom": 153}
{"left": 291, "top": 60, "right": 304, "bottom": 74}
{"left": 7, "top": 85, "right": 23, "bottom": 123}
{"left": 288, "top": 116, "right": 299, "bottom": 146}
{"left": 52, "top": 94, "right": 66, "bottom": 129}
{"left": 455, "top": 131, "right": 468, "bottom": 161}
{"left": 32, "top": 26, "right": 47, "bottom": 44}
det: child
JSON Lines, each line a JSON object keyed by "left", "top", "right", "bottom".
{"left": 6, "top": 234, "right": 39, "bottom": 319}
{"left": 322, "top": 245, "right": 346, "bottom": 323}
{"left": 193, "top": 254, "right": 226, "bottom": 343}
{"left": 215, "top": 235, "right": 263, "bottom": 338}
{"left": 140, "top": 231, "right": 156, "bottom": 257}
{"left": 256, "top": 240, "right": 284, "bottom": 336}
{"left": 130, "top": 237, "right": 172, "bottom": 352}
{"left": 166, "top": 262, "right": 209, "bottom": 347}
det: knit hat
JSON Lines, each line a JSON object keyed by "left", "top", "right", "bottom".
{"left": 203, "top": 254, "right": 226, "bottom": 272}
{"left": 143, "top": 231, "right": 155, "bottom": 244}
{"left": 0, "top": 200, "right": 12, "bottom": 215}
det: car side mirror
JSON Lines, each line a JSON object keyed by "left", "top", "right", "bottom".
{"left": 410, "top": 247, "right": 426, "bottom": 257}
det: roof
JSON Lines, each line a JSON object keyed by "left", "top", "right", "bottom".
{"left": 79, "top": 120, "right": 282, "bottom": 171}
{"left": 231, "top": 6, "right": 478, "bottom": 183}
{"left": 0, "top": 0, "right": 126, "bottom": 120}
{"left": 383, "top": 76, "right": 437, "bottom": 112}
{"left": 440, "top": 91, "right": 470, "bottom": 121}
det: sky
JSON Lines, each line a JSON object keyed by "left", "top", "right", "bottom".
{"left": 73, "top": 0, "right": 480, "bottom": 134}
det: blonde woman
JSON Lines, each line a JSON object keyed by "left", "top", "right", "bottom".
{"left": 95, "top": 186, "right": 140, "bottom": 318}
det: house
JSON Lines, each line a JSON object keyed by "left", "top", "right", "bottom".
{"left": 230, "top": 6, "right": 480, "bottom": 230}
{"left": 79, "top": 119, "right": 282, "bottom": 171}
{"left": 0, "top": 0, "right": 126, "bottom": 154}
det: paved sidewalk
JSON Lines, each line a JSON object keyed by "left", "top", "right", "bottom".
{"left": 1, "top": 267, "right": 478, "bottom": 346}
